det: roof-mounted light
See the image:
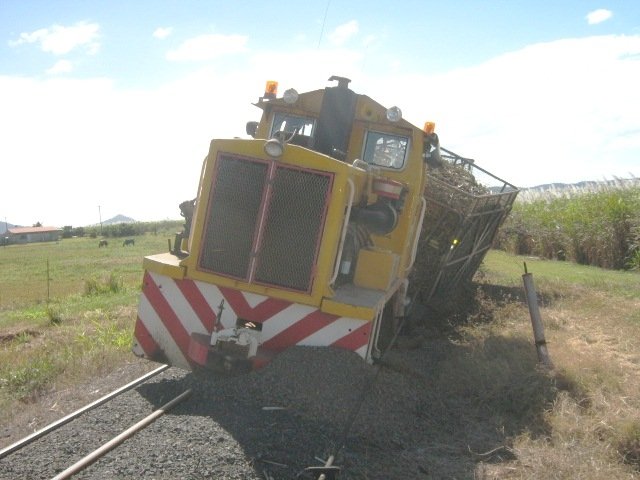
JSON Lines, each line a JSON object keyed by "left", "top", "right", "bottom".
{"left": 264, "top": 138, "right": 284, "bottom": 158}
{"left": 386, "top": 106, "right": 402, "bottom": 122}
{"left": 283, "top": 88, "right": 299, "bottom": 104}
{"left": 263, "top": 80, "right": 278, "bottom": 100}
{"left": 424, "top": 121, "right": 436, "bottom": 134}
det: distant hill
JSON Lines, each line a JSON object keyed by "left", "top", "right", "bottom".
{"left": 487, "top": 177, "right": 639, "bottom": 197}
{"left": 103, "top": 214, "right": 136, "bottom": 225}
{"left": 514, "top": 177, "right": 639, "bottom": 202}
{"left": 524, "top": 177, "right": 639, "bottom": 194}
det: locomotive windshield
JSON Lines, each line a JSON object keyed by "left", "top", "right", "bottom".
{"left": 363, "top": 131, "right": 409, "bottom": 169}
{"left": 271, "top": 112, "right": 315, "bottom": 137}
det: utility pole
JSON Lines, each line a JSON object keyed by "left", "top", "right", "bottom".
{"left": 98, "top": 205, "right": 103, "bottom": 235}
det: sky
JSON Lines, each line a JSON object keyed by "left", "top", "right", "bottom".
{"left": 1, "top": 0, "right": 639, "bottom": 227}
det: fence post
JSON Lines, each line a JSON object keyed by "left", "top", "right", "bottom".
{"left": 47, "top": 258, "right": 50, "bottom": 303}
{"left": 522, "top": 262, "right": 553, "bottom": 368}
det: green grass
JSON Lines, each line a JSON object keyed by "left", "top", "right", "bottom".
{"left": 0, "top": 232, "right": 173, "bottom": 413}
{"left": 0, "top": 234, "right": 172, "bottom": 311}
{"left": 482, "top": 250, "right": 640, "bottom": 300}
{"left": 1, "top": 235, "right": 639, "bottom": 477}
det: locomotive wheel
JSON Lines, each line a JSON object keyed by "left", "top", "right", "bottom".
{"left": 376, "top": 301, "right": 398, "bottom": 356}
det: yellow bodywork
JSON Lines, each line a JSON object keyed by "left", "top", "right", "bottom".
{"left": 144, "top": 83, "right": 429, "bottom": 324}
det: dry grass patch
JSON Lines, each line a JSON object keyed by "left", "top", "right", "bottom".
{"left": 0, "top": 304, "right": 138, "bottom": 430}
{"left": 471, "top": 253, "right": 640, "bottom": 478}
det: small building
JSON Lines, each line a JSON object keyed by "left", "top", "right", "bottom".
{"left": 7, "top": 226, "right": 62, "bottom": 244}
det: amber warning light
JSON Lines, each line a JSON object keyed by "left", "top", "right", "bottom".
{"left": 423, "top": 121, "right": 436, "bottom": 134}
{"left": 264, "top": 80, "right": 278, "bottom": 99}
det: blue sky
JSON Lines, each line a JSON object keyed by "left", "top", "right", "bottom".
{"left": 1, "top": 1, "right": 639, "bottom": 227}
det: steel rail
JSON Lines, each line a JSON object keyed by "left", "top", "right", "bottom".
{"left": 52, "top": 388, "right": 192, "bottom": 480}
{"left": 0, "top": 364, "right": 169, "bottom": 460}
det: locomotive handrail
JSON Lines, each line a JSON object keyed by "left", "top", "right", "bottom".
{"left": 330, "top": 178, "right": 355, "bottom": 285}
{"left": 405, "top": 196, "right": 426, "bottom": 273}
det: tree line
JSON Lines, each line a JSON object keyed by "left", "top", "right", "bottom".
{"left": 62, "top": 220, "right": 184, "bottom": 239}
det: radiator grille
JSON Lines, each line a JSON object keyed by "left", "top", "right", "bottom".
{"left": 255, "top": 167, "right": 331, "bottom": 290}
{"left": 198, "top": 153, "right": 332, "bottom": 292}
{"left": 199, "top": 155, "right": 267, "bottom": 279}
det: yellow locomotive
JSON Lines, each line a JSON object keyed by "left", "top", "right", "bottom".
{"left": 132, "top": 76, "right": 518, "bottom": 372}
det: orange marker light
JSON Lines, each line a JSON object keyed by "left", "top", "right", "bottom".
{"left": 423, "top": 121, "right": 436, "bottom": 134}
{"left": 264, "top": 80, "right": 278, "bottom": 99}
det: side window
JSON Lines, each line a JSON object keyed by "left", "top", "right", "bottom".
{"left": 271, "top": 113, "right": 315, "bottom": 137}
{"left": 363, "top": 131, "right": 409, "bottom": 169}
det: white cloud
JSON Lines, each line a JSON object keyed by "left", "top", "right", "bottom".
{"left": 0, "top": 70, "right": 258, "bottom": 226}
{"left": 586, "top": 9, "right": 613, "bottom": 25}
{"left": 166, "top": 34, "right": 248, "bottom": 61}
{"left": 249, "top": 48, "right": 364, "bottom": 90}
{"left": 1, "top": 34, "right": 639, "bottom": 226}
{"left": 387, "top": 35, "right": 640, "bottom": 188}
{"left": 10, "top": 22, "right": 100, "bottom": 55}
{"left": 328, "top": 20, "right": 359, "bottom": 46}
{"left": 362, "top": 34, "right": 376, "bottom": 48}
{"left": 153, "top": 27, "right": 173, "bottom": 39}
{"left": 46, "top": 60, "right": 73, "bottom": 74}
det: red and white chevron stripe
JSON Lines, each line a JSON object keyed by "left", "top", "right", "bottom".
{"left": 133, "top": 271, "right": 373, "bottom": 370}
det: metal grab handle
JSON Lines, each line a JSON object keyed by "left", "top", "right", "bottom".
{"left": 330, "top": 179, "right": 355, "bottom": 285}
{"left": 405, "top": 196, "right": 426, "bottom": 272}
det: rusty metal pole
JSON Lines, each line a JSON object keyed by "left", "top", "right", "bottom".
{"left": 306, "top": 454, "right": 340, "bottom": 480}
{"left": 522, "top": 263, "right": 553, "bottom": 368}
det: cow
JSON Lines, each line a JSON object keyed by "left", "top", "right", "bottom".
{"left": 98, "top": 240, "right": 108, "bottom": 247}
{"left": 123, "top": 238, "right": 135, "bottom": 246}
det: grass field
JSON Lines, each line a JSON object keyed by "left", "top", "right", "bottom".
{"left": 0, "top": 233, "right": 172, "bottom": 417}
{"left": 1, "top": 238, "right": 639, "bottom": 477}
{"left": 0, "top": 234, "right": 172, "bottom": 311}
{"left": 473, "top": 252, "right": 640, "bottom": 478}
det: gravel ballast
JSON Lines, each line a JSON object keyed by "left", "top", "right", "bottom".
{"left": 0, "top": 341, "right": 539, "bottom": 479}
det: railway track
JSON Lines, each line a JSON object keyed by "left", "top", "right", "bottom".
{"left": 0, "top": 344, "right": 501, "bottom": 479}
{"left": 0, "top": 314, "right": 408, "bottom": 480}
{"left": 0, "top": 365, "right": 170, "bottom": 461}
{"left": 0, "top": 357, "right": 339, "bottom": 480}
{"left": 0, "top": 365, "right": 196, "bottom": 479}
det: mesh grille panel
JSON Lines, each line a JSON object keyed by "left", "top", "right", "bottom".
{"left": 199, "top": 155, "right": 267, "bottom": 278}
{"left": 199, "top": 153, "right": 332, "bottom": 292}
{"left": 255, "top": 167, "right": 331, "bottom": 291}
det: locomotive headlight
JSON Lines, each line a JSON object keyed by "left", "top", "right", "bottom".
{"left": 386, "top": 106, "right": 402, "bottom": 122}
{"left": 283, "top": 88, "right": 299, "bottom": 104}
{"left": 264, "top": 138, "right": 284, "bottom": 158}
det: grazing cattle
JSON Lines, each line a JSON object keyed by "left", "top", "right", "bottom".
{"left": 123, "top": 238, "right": 135, "bottom": 246}
{"left": 98, "top": 240, "right": 108, "bottom": 247}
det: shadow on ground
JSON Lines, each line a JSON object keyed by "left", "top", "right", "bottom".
{"left": 135, "top": 326, "right": 559, "bottom": 479}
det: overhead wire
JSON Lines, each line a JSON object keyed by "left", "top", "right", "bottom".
{"left": 317, "top": 0, "right": 332, "bottom": 48}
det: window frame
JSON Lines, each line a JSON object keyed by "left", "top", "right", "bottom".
{"left": 361, "top": 129, "right": 410, "bottom": 170}
{"left": 270, "top": 111, "right": 316, "bottom": 138}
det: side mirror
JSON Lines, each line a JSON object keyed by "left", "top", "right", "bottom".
{"left": 246, "top": 121, "right": 259, "bottom": 138}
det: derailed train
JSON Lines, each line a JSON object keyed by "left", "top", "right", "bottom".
{"left": 132, "top": 76, "right": 519, "bottom": 373}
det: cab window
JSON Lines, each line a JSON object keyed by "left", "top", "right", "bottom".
{"left": 363, "top": 131, "right": 409, "bottom": 169}
{"left": 271, "top": 113, "right": 315, "bottom": 137}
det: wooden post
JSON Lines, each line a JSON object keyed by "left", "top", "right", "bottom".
{"left": 522, "top": 262, "right": 553, "bottom": 368}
